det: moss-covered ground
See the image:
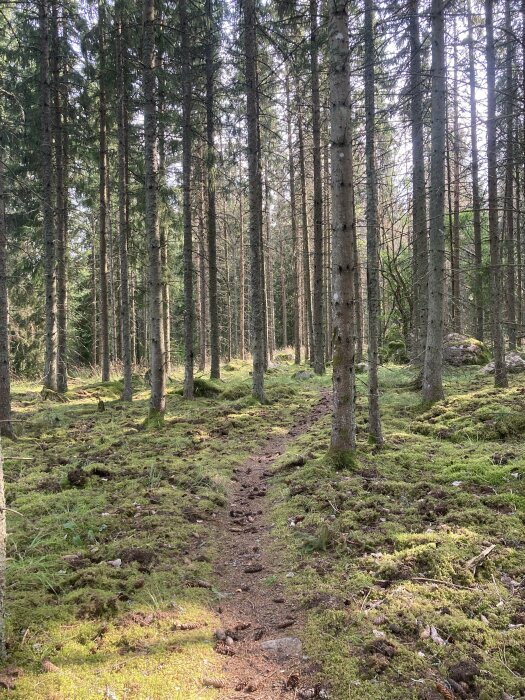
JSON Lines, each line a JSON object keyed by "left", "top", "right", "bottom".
{"left": 270, "top": 365, "right": 525, "bottom": 700}
{"left": 1, "top": 360, "right": 322, "bottom": 699}
{"left": 3, "top": 361, "right": 525, "bottom": 699}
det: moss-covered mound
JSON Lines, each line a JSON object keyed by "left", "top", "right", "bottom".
{"left": 412, "top": 385, "right": 525, "bottom": 442}
{"left": 443, "top": 333, "right": 491, "bottom": 366}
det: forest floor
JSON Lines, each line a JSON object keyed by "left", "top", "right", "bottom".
{"left": 0, "top": 360, "right": 524, "bottom": 699}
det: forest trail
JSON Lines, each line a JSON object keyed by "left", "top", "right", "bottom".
{"left": 211, "top": 389, "right": 331, "bottom": 699}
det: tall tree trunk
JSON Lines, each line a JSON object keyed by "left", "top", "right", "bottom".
{"left": 422, "top": 0, "right": 446, "bottom": 404}
{"left": 143, "top": 0, "right": 166, "bottom": 417}
{"left": 130, "top": 269, "right": 137, "bottom": 365}
{"left": 108, "top": 212, "right": 118, "bottom": 361}
{"left": 181, "top": 0, "right": 194, "bottom": 399}
{"left": 40, "top": 0, "right": 58, "bottom": 392}
{"left": 516, "top": 161, "right": 522, "bottom": 339}
{"left": 285, "top": 72, "right": 301, "bottom": 364}
{"left": 224, "top": 200, "right": 232, "bottom": 363}
{"left": 467, "top": 0, "right": 483, "bottom": 341}
{"left": 364, "top": 0, "right": 383, "bottom": 446}
{"left": 0, "top": 157, "right": 12, "bottom": 438}
{"left": 51, "top": 0, "right": 68, "bottom": 393}
{"left": 280, "top": 239, "right": 288, "bottom": 348}
{"left": 116, "top": 3, "right": 132, "bottom": 401}
{"left": 264, "top": 173, "right": 275, "bottom": 360}
{"left": 310, "top": 0, "right": 325, "bottom": 374}
{"left": 98, "top": 0, "right": 110, "bottom": 383}
{"left": 323, "top": 136, "right": 332, "bottom": 363}
{"left": 0, "top": 441, "right": 6, "bottom": 658}
{"left": 91, "top": 228, "right": 97, "bottom": 365}
{"left": 297, "top": 109, "right": 314, "bottom": 361}
{"left": 328, "top": 0, "right": 356, "bottom": 463}
{"left": 409, "top": 0, "right": 428, "bottom": 367}
{"left": 451, "top": 19, "right": 461, "bottom": 333}
{"left": 158, "top": 46, "right": 171, "bottom": 377}
{"left": 206, "top": 0, "right": 220, "bottom": 380}
{"left": 485, "top": 0, "right": 507, "bottom": 387}
{"left": 198, "top": 178, "right": 207, "bottom": 371}
{"left": 504, "top": 0, "right": 516, "bottom": 350}
{"left": 239, "top": 166, "right": 246, "bottom": 360}
{"left": 353, "top": 199, "right": 363, "bottom": 363}
{"left": 522, "top": 0, "right": 525, "bottom": 342}
{"left": 242, "top": 0, "right": 266, "bottom": 402}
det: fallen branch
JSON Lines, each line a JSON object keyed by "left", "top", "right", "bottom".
{"left": 466, "top": 544, "right": 496, "bottom": 572}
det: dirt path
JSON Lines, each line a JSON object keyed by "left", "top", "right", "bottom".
{"left": 212, "top": 391, "right": 331, "bottom": 699}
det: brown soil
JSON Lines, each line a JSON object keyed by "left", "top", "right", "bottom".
{"left": 212, "top": 390, "right": 331, "bottom": 699}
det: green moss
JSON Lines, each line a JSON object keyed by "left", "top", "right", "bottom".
{"left": 268, "top": 366, "right": 525, "bottom": 700}
{"left": 1, "top": 360, "right": 322, "bottom": 699}
{"left": 326, "top": 446, "right": 357, "bottom": 470}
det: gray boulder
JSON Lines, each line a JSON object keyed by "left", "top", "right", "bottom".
{"left": 260, "top": 636, "right": 303, "bottom": 660}
{"left": 293, "top": 371, "right": 313, "bottom": 380}
{"left": 443, "top": 333, "right": 490, "bottom": 366}
{"left": 481, "top": 351, "right": 525, "bottom": 375}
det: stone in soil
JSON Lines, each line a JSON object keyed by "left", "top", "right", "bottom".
{"left": 260, "top": 636, "right": 303, "bottom": 660}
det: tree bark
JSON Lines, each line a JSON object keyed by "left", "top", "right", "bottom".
{"left": 157, "top": 45, "right": 171, "bottom": 378}
{"left": 198, "top": 178, "right": 207, "bottom": 371}
{"left": 116, "top": 3, "right": 133, "bottom": 401}
{"left": 467, "top": 0, "right": 483, "bottom": 341}
{"left": 364, "top": 0, "right": 383, "bottom": 446}
{"left": 0, "top": 441, "right": 6, "bottom": 658}
{"left": 98, "top": 0, "right": 110, "bottom": 383}
{"left": 91, "top": 228, "right": 97, "bottom": 365}
{"left": 280, "top": 239, "right": 288, "bottom": 348}
{"left": 181, "top": 0, "right": 194, "bottom": 399}
{"left": 239, "top": 164, "right": 246, "bottom": 360}
{"left": 0, "top": 158, "right": 13, "bottom": 439}
{"left": 451, "top": 19, "right": 461, "bottom": 333}
{"left": 310, "top": 0, "right": 324, "bottom": 374}
{"left": 328, "top": 0, "right": 356, "bottom": 463}
{"left": 285, "top": 72, "right": 301, "bottom": 364}
{"left": 224, "top": 196, "right": 233, "bottom": 363}
{"left": 297, "top": 109, "right": 314, "bottom": 362}
{"left": 51, "top": 0, "right": 68, "bottom": 393}
{"left": 206, "top": 0, "right": 220, "bottom": 380}
{"left": 504, "top": 0, "right": 516, "bottom": 350}
{"left": 422, "top": 0, "right": 446, "bottom": 404}
{"left": 485, "top": 0, "right": 507, "bottom": 387}
{"left": 242, "top": 0, "right": 266, "bottom": 402}
{"left": 264, "top": 172, "right": 275, "bottom": 359}
{"left": 323, "top": 136, "right": 332, "bottom": 363}
{"left": 143, "top": 0, "right": 166, "bottom": 417}
{"left": 409, "top": 0, "right": 428, "bottom": 366}
{"left": 40, "top": 0, "right": 58, "bottom": 392}
{"left": 353, "top": 197, "right": 363, "bottom": 363}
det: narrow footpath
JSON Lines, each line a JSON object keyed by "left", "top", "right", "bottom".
{"left": 212, "top": 391, "right": 331, "bottom": 699}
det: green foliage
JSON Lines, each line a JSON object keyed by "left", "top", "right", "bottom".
{"left": 380, "top": 326, "right": 409, "bottom": 364}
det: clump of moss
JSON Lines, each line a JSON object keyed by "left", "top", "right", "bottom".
{"left": 173, "top": 376, "right": 223, "bottom": 398}
{"left": 413, "top": 385, "right": 525, "bottom": 442}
